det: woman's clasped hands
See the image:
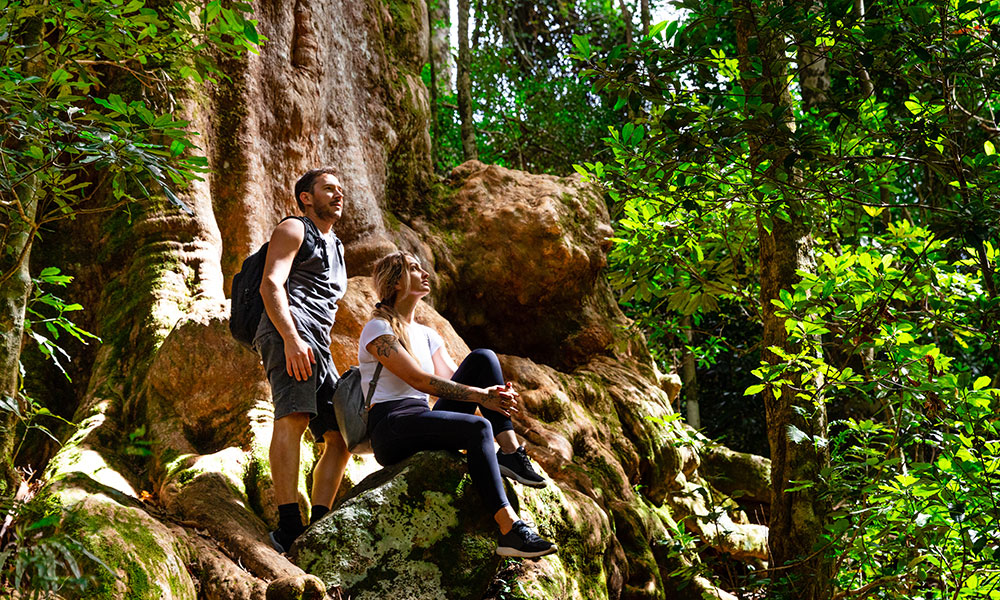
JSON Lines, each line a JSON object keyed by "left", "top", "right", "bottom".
{"left": 483, "top": 382, "right": 519, "bottom": 417}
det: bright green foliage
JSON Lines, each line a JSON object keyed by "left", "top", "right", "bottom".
{"left": 770, "top": 222, "right": 1000, "bottom": 596}
{"left": 0, "top": 0, "right": 261, "bottom": 277}
{"left": 23, "top": 267, "right": 98, "bottom": 381}
{"left": 430, "top": 0, "right": 633, "bottom": 174}
{"left": 0, "top": 496, "right": 112, "bottom": 599}
{"left": 577, "top": 0, "right": 1000, "bottom": 596}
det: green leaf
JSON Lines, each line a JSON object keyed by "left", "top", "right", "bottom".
{"left": 786, "top": 425, "right": 810, "bottom": 445}
{"left": 779, "top": 288, "right": 793, "bottom": 309}
{"left": 26, "top": 513, "right": 60, "bottom": 531}
{"left": 50, "top": 68, "right": 71, "bottom": 84}
{"left": 985, "top": 140, "right": 996, "bottom": 156}
{"left": 572, "top": 34, "right": 592, "bottom": 58}
{"left": 973, "top": 376, "right": 992, "bottom": 390}
{"left": 0, "top": 395, "right": 20, "bottom": 417}
{"left": 243, "top": 21, "right": 259, "bottom": 45}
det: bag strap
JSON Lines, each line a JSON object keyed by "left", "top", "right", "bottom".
{"left": 279, "top": 215, "right": 325, "bottom": 265}
{"left": 365, "top": 363, "right": 383, "bottom": 411}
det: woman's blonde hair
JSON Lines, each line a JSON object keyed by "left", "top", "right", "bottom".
{"left": 371, "top": 250, "right": 419, "bottom": 353}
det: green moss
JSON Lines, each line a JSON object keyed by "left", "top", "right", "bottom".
{"left": 60, "top": 504, "right": 191, "bottom": 600}
{"left": 295, "top": 453, "right": 500, "bottom": 598}
{"left": 243, "top": 451, "right": 270, "bottom": 522}
{"left": 383, "top": 0, "right": 419, "bottom": 37}
{"left": 417, "top": 181, "right": 458, "bottom": 221}
{"left": 383, "top": 210, "right": 403, "bottom": 231}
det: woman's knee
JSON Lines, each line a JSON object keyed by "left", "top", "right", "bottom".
{"left": 461, "top": 415, "right": 494, "bottom": 443}
{"left": 467, "top": 348, "right": 499, "bottom": 367}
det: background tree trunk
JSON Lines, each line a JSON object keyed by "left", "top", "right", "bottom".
{"left": 618, "top": 0, "right": 634, "bottom": 48}
{"left": 427, "top": 0, "right": 452, "bottom": 166}
{"left": 457, "top": 0, "right": 478, "bottom": 161}
{"left": 0, "top": 17, "right": 44, "bottom": 496}
{"left": 640, "top": 0, "right": 650, "bottom": 37}
{"left": 736, "top": 0, "right": 832, "bottom": 597}
{"left": 0, "top": 184, "right": 36, "bottom": 497}
{"left": 681, "top": 314, "right": 701, "bottom": 429}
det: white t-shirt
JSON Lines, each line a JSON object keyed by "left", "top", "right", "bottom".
{"left": 359, "top": 318, "right": 445, "bottom": 406}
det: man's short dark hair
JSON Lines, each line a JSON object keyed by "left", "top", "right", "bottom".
{"left": 294, "top": 167, "right": 339, "bottom": 211}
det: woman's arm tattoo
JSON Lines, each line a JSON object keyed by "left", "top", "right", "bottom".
{"left": 372, "top": 334, "right": 399, "bottom": 359}
{"left": 429, "top": 377, "right": 475, "bottom": 402}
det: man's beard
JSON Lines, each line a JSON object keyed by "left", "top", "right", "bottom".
{"left": 316, "top": 204, "right": 341, "bottom": 221}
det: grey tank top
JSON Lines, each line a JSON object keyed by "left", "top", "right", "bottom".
{"left": 254, "top": 217, "right": 347, "bottom": 353}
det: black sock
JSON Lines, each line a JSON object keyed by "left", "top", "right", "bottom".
{"left": 277, "top": 503, "right": 304, "bottom": 538}
{"left": 310, "top": 505, "right": 329, "bottom": 524}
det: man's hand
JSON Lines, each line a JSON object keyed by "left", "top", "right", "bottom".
{"left": 285, "top": 335, "right": 316, "bottom": 381}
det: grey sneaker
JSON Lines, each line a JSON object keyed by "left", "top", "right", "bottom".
{"left": 497, "top": 520, "right": 557, "bottom": 558}
{"left": 497, "top": 447, "right": 547, "bottom": 488}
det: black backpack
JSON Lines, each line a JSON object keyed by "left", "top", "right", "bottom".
{"left": 229, "top": 216, "right": 320, "bottom": 350}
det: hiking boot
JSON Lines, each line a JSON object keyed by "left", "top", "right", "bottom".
{"left": 496, "top": 520, "right": 557, "bottom": 558}
{"left": 497, "top": 447, "right": 547, "bottom": 488}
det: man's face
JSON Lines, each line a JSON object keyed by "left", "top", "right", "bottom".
{"left": 302, "top": 173, "right": 344, "bottom": 223}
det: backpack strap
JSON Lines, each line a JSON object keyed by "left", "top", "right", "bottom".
{"left": 278, "top": 215, "right": 325, "bottom": 265}
{"left": 365, "top": 363, "right": 383, "bottom": 411}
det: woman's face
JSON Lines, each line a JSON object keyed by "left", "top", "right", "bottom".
{"left": 397, "top": 256, "right": 430, "bottom": 298}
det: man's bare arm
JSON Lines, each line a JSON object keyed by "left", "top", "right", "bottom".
{"left": 260, "top": 219, "right": 313, "bottom": 380}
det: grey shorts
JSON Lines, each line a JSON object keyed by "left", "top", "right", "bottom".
{"left": 256, "top": 332, "right": 339, "bottom": 441}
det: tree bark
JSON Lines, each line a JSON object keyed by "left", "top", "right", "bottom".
{"left": 681, "top": 315, "right": 701, "bottom": 429}
{"left": 456, "top": 0, "right": 477, "bottom": 161}
{"left": 640, "top": 0, "right": 650, "bottom": 37}
{"left": 0, "top": 16, "right": 44, "bottom": 496}
{"left": 735, "top": 0, "right": 832, "bottom": 597}
{"left": 0, "top": 183, "right": 37, "bottom": 497}
{"left": 619, "top": 0, "right": 634, "bottom": 48}
{"left": 854, "top": 0, "right": 874, "bottom": 97}
{"left": 796, "top": 0, "right": 830, "bottom": 109}
{"left": 427, "top": 0, "right": 452, "bottom": 166}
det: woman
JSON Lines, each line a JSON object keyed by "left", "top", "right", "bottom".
{"left": 359, "top": 251, "right": 556, "bottom": 558}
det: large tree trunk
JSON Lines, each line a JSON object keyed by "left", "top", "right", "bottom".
{"left": 456, "top": 0, "right": 477, "bottom": 160}
{"left": 735, "top": 0, "right": 832, "bottom": 597}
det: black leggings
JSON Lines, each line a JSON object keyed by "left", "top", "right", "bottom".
{"left": 368, "top": 349, "right": 512, "bottom": 513}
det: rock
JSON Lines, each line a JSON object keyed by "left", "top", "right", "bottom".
{"left": 290, "top": 451, "right": 505, "bottom": 600}
{"left": 419, "top": 161, "right": 639, "bottom": 369}
{"left": 292, "top": 450, "right": 618, "bottom": 600}
{"left": 507, "top": 486, "right": 614, "bottom": 599}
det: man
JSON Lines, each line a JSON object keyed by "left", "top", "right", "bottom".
{"left": 255, "top": 167, "right": 349, "bottom": 552}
